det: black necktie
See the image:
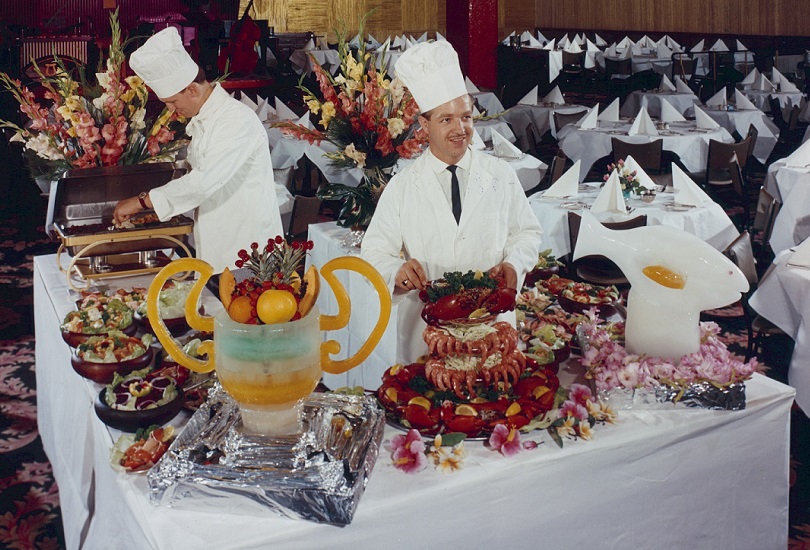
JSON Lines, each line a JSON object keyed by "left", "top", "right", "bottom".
{"left": 447, "top": 165, "right": 461, "bottom": 224}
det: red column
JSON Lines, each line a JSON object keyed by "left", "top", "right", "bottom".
{"left": 445, "top": 0, "right": 498, "bottom": 89}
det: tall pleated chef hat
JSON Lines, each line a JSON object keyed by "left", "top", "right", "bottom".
{"left": 394, "top": 41, "right": 467, "bottom": 113}
{"left": 129, "top": 27, "right": 199, "bottom": 99}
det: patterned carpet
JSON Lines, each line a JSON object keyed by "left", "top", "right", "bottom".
{"left": 0, "top": 148, "right": 808, "bottom": 549}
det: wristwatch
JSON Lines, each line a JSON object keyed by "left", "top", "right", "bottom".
{"left": 138, "top": 192, "right": 149, "bottom": 209}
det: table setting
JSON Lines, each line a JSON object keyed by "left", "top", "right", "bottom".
{"left": 763, "top": 139, "right": 810, "bottom": 254}
{"left": 500, "top": 85, "right": 589, "bottom": 148}
{"left": 619, "top": 75, "right": 699, "bottom": 119}
{"left": 700, "top": 89, "right": 780, "bottom": 163}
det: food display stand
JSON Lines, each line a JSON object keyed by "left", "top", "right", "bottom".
{"left": 34, "top": 254, "right": 793, "bottom": 549}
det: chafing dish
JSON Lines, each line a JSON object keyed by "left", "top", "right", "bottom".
{"left": 52, "top": 163, "right": 194, "bottom": 288}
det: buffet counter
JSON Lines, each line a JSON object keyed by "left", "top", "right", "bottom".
{"left": 35, "top": 254, "right": 794, "bottom": 549}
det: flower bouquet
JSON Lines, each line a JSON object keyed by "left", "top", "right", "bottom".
{"left": 604, "top": 159, "right": 643, "bottom": 198}
{"left": 273, "top": 16, "right": 426, "bottom": 228}
{"left": 0, "top": 9, "right": 187, "bottom": 184}
{"left": 578, "top": 312, "right": 759, "bottom": 410}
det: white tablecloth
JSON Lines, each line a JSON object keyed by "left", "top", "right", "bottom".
{"left": 34, "top": 250, "right": 794, "bottom": 549}
{"left": 557, "top": 120, "right": 733, "bottom": 182}
{"left": 703, "top": 108, "right": 779, "bottom": 163}
{"left": 620, "top": 90, "right": 699, "bottom": 118}
{"left": 742, "top": 90, "right": 805, "bottom": 115}
{"left": 528, "top": 186, "right": 739, "bottom": 257}
{"left": 501, "top": 103, "right": 588, "bottom": 150}
{"left": 764, "top": 160, "right": 810, "bottom": 255}
{"left": 267, "top": 131, "right": 364, "bottom": 187}
{"left": 750, "top": 244, "right": 810, "bottom": 413}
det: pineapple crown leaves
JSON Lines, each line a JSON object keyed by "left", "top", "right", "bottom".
{"left": 235, "top": 236, "right": 314, "bottom": 284}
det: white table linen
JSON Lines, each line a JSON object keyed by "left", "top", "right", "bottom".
{"left": 527, "top": 185, "right": 739, "bottom": 257}
{"left": 750, "top": 245, "right": 810, "bottom": 412}
{"left": 764, "top": 160, "right": 810, "bottom": 254}
{"left": 702, "top": 108, "right": 779, "bottom": 163}
{"left": 557, "top": 120, "right": 733, "bottom": 182}
{"left": 289, "top": 48, "right": 341, "bottom": 76}
{"left": 742, "top": 90, "right": 805, "bottom": 115}
{"left": 620, "top": 90, "right": 699, "bottom": 119}
{"left": 34, "top": 252, "right": 794, "bottom": 549}
{"left": 501, "top": 103, "right": 588, "bottom": 150}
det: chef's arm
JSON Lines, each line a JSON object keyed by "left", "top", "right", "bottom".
{"left": 361, "top": 185, "right": 412, "bottom": 295}
{"left": 502, "top": 175, "right": 543, "bottom": 281}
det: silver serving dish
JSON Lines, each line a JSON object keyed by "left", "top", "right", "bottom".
{"left": 147, "top": 385, "right": 385, "bottom": 525}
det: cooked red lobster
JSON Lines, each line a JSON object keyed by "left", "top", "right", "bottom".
{"left": 420, "top": 281, "right": 516, "bottom": 327}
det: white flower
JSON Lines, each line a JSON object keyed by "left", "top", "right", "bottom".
{"left": 387, "top": 117, "right": 406, "bottom": 138}
{"left": 25, "top": 133, "right": 63, "bottom": 161}
{"left": 389, "top": 77, "right": 405, "bottom": 104}
{"left": 92, "top": 92, "right": 111, "bottom": 111}
{"left": 130, "top": 108, "right": 146, "bottom": 131}
{"left": 96, "top": 72, "right": 112, "bottom": 91}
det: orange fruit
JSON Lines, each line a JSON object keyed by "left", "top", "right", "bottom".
{"left": 228, "top": 295, "right": 254, "bottom": 324}
{"left": 256, "top": 289, "right": 298, "bottom": 325}
{"left": 219, "top": 267, "right": 236, "bottom": 310}
{"left": 298, "top": 265, "right": 320, "bottom": 317}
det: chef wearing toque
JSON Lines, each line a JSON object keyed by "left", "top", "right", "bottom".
{"left": 361, "top": 40, "right": 543, "bottom": 363}
{"left": 113, "top": 27, "right": 282, "bottom": 273}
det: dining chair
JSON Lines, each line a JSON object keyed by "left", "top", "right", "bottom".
{"left": 751, "top": 187, "right": 782, "bottom": 264}
{"left": 610, "top": 138, "right": 664, "bottom": 173}
{"left": 567, "top": 212, "right": 648, "bottom": 287}
{"left": 553, "top": 110, "right": 586, "bottom": 134}
{"left": 285, "top": 195, "right": 322, "bottom": 239}
{"left": 561, "top": 50, "right": 585, "bottom": 88}
{"left": 726, "top": 158, "right": 757, "bottom": 230}
{"left": 273, "top": 166, "right": 296, "bottom": 193}
{"left": 671, "top": 52, "right": 695, "bottom": 84}
{"left": 745, "top": 124, "right": 759, "bottom": 161}
{"left": 699, "top": 138, "right": 752, "bottom": 188}
{"left": 548, "top": 149, "right": 569, "bottom": 184}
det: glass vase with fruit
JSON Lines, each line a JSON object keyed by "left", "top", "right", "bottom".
{"left": 146, "top": 237, "right": 391, "bottom": 435}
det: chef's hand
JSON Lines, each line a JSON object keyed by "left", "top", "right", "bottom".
{"left": 395, "top": 259, "right": 428, "bottom": 292}
{"left": 489, "top": 262, "right": 517, "bottom": 290}
{"left": 113, "top": 197, "right": 142, "bottom": 225}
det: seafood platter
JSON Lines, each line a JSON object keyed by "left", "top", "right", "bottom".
{"left": 50, "top": 163, "right": 193, "bottom": 288}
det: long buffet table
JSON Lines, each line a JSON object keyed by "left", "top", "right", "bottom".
{"left": 35, "top": 253, "right": 794, "bottom": 549}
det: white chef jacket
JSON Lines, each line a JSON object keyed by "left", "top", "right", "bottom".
{"left": 149, "top": 83, "right": 283, "bottom": 273}
{"left": 361, "top": 147, "right": 543, "bottom": 363}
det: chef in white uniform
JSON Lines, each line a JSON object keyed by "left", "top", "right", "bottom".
{"left": 113, "top": 27, "right": 283, "bottom": 273}
{"left": 361, "top": 41, "right": 543, "bottom": 363}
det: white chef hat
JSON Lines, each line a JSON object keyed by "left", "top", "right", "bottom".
{"left": 394, "top": 41, "right": 467, "bottom": 113}
{"left": 129, "top": 27, "right": 199, "bottom": 99}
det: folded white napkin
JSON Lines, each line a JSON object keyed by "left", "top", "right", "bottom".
{"left": 691, "top": 39, "right": 705, "bottom": 53}
{"left": 675, "top": 76, "right": 692, "bottom": 94}
{"left": 558, "top": 33, "right": 570, "bottom": 49}
{"left": 594, "top": 33, "right": 607, "bottom": 47}
{"left": 297, "top": 112, "right": 313, "bottom": 129}
{"left": 520, "top": 30, "right": 533, "bottom": 43}
{"left": 644, "top": 35, "right": 657, "bottom": 48}
{"left": 471, "top": 128, "right": 486, "bottom": 150}
{"left": 542, "top": 38, "right": 556, "bottom": 51}
{"left": 565, "top": 41, "right": 583, "bottom": 54}
{"left": 392, "top": 35, "right": 406, "bottom": 50}
{"left": 617, "top": 37, "right": 632, "bottom": 50}
{"left": 740, "top": 67, "right": 760, "bottom": 87}
{"left": 586, "top": 38, "right": 600, "bottom": 52}
{"left": 526, "top": 35, "right": 542, "bottom": 48}
{"left": 657, "top": 43, "right": 673, "bottom": 61}
{"left": 709, "top": 39, "right": 729, "bottom": 52}
{"left": 693, "top": 105, "right": 720, "bottom": 130}
{"left": 619, "top": 46, "right": 632, "bottom": 60}
{"left": 772, "top": 67, "right": 787, "bottom": 88}
{"left": 665, "top": 36, "right": 682, "bottom": 52}
{"left": 465, "top": 76, "right": 480, "bottom": 93}
{"left": 784, "top": 138, "right": 810, "bottom": 167}
{"left": 502, "top": 32, "right": 516, "bottom": 46}
{"left": 537, "top": 31, "right": 548, "bottom": 43}
{"left": 274, "top": 98, "right": 298, "bottom": 121}
{"left": 416, "top": 32, "right": 428, "bottom": 43}
{"left": 256, "top": 96, "right": 274, "bottom": 121}
{"left": 591, "top": 170, "right": 627, "bottom": 214}
{"left": 754, "top": 73, "right": 774, "bottom": 91}
{"left": 788, "top": 236, "right": 810, "bottom": 267}
{"left": 576, "top": 105, "right": 599, "bottom": 130}
{"left": 604, "top": 44, "right": 618, "bottom": 57}
{"left": 435, "top": 32, "right": 446, "bottom": 42}
{"left": 575, "top": 33, "right": 586, "bottom": 46}
{"left": 631, "top": 42, "right": 643, "bottom": 56}
{"left": 733, "top": 89, "right": 758, "bottom": 110}
{"left": 377, "top": 37, "right": 391, "bottom": 52}
{"left": 598, "top": 98, "right": 621, "bottom": 122}
{"left": 543, "top": 85, "right": 565, "bottom": 105}
{"left": 659, "top": 74, "right": 676, "bottom": 92}
{"left": 773, "top": 67, "right": 801, "bottom": 92}
{"left": 672, "top": 163, "right": 711, "bottom": 206}
{"left": 705, "top": 89, "right": 727, "bottom": 107}
{"left": 303, "top": 38, "right": 316, "bottom": 51}
{"left": 543, "top": 160, "right": 580, "bottom": 198}
{"left": 518, "top": 86, "right": 538, "bottom": 106}
{"left": 367, "top": 34, "right": 381, "bottom": 48}
{"left": 736, "top": 39, "right": 748, "bottom": 51}
{"left": 628, "top": 107, "right": 659, "bottom": 136}
{"left": 492, "top": 129, "right": 523, "bottom": 158}
{"left": 240, "top": 94, "right": 258, "bottom": 112}
{"left": 660, "top": 98, "right": 686, "bottom": 122}
{"left": 349, "top": 34, "right": 362, "bottom": 48}
{"left": 623, "top": 155, "right": 657, "bottom": 190}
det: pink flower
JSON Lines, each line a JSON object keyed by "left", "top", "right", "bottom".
{"left": 560, "top": 400, "right": 589, "bottom": 421}
{"left": 489, "top": 424, "right": 521, "bottom": 457}
{"left": 522, "top": 440, "right": 539, "bottom": 450}
{"left": 390, "top": 429, "right": 427, "bottom": 474}
{"left": 568, "top": 384, "right": 593, "bottom": 406}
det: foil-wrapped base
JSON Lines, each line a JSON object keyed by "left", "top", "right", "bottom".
{"left": 147, "top": 384, "right": 385, "bottom": 525}
{"left": 597, "top": 381, "right": 746, "bottom": 411}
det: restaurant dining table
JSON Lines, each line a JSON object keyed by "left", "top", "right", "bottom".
{"left": 34, "top": 250, "right": 794, "bottom": 549}
{"left": 500, "top": 103, "right": 588, "bottom": 150}
{"left": 268, "top": 133, "right": 363, "bottom": 187}
{"left": 527, "top": 183, "right": 740, "bottom": 257}
{"left": 619, "top": 90, "right": 699, "bottom": 118}
{"left": 557, "top": 119, "right": 734, "bottom": 182}
{"left": 749, "top": 242, "right": 810, "bottom": 414}
{"left": 289, "top": 47, "right": 342, "bottom": 76}
{"left": 742, "top": 89, "right": 805, "bottom": 115}
{"left": 702, "top": 107, "right": 779, "bottom": 163}
{"left": 764, "top": 159, "right": 810, "bottom": 255}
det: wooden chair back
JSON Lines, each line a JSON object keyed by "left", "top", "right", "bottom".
{"left": 553, "top": 110, "right": 586, "bottom": 133}
{"left": 723, "top": 230, "right": 758, "bottom": 286}
{"left": 604, "top": 57, "right": 632, "bottom": 79}
{"left": 286, "top": 195, "right": 322, "bottom": 238}
{"left": 549, "top": 149, "right": 568, "bottom": 184}
{"left": 611, "top": 138, "right": 664, "bottom": 173}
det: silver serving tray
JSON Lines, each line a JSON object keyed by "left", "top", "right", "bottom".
{"left": 147, "top": 385, "right": 385, "bottom": 525}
